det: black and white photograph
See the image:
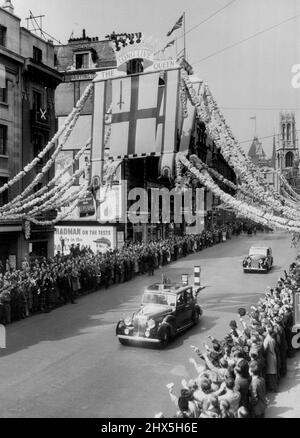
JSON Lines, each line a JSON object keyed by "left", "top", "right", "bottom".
{"left": 1, "top": 0, "right": 300, "bottom": 422}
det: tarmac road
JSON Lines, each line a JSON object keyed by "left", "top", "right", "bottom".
{"left": 0, "top": 230, "right": 297, "bottom": 418}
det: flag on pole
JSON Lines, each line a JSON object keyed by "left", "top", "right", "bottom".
{"left": 250, "top": 116, "right": 256, "bottom": 120}
{"left": 162, "top": 39, "right": 175, "bottom": 52}
{"left": 166, "top": 14, "right": 184, "bottom": 37}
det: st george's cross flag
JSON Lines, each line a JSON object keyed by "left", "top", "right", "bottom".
{"left": 91, "top": 68, "right": 180, "bottom": 182}
{"left": 109, "top": 72, "right": 164, "bottom": 157}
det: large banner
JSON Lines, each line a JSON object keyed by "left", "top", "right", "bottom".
{"left": 91, "top": 67, "right": 180, "bottom": 181}
{"left": 54, "top": 225, "right": 117, "bottom": 254}
{"left": 179, "top": 76, "right": 202, "bottom": 154}
{"left": 55, "top": 149, "right": 97, "bottom": 221}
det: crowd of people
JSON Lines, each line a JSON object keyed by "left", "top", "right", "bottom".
{"left": 0, "top": 223, "right": 247, "bottom": 325}
{"left": 158, "top": 260, "right": 298, "bottom": 419}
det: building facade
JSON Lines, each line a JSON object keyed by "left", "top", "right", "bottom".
{"left": 54, "top": 30, "right": 119, "bottom": 254}
{"left": 0, "top": 1, "right": 62, "bottom": 268}
{"left": 53, "top": 31, "right": 238, "bottom": 253}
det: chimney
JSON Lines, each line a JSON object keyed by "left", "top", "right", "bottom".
{"left": 82, "top": 29, "right": 86, "bottom": 39}
{"left": 1, "top": 0, "right": 14, "bottom": 14}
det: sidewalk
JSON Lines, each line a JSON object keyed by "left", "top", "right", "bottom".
{"left": 266, "top": 351, "right": 300, "bottom": 418}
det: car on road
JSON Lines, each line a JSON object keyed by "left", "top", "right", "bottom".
{"left": 116, "top": 282, "right": 203, "bottom": 347}
{"left": 242, "top": 246, "right": 273, "bottom": 273}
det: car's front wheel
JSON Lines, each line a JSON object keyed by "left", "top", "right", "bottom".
{"left": 192, "top": 309, "right": 200, "bottom": 325}
{"left": 118, "top": 338, "right": 129, "bottom": 346}
{"left": 160, "top": 328, "right": 170, "bottom": 348}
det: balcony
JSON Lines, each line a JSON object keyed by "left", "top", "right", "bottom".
{"left": 0, "top": 155, "right": 8, "bottom": 177}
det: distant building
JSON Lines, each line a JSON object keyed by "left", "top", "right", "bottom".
{"left": 0, "top": 1, "right": 62, "bottom": 268}
{"left": 248, "top": 135, "right": 276, "bottom": 168}
{"left": 275, "top": 112, "right": 300, "bottom": 192}
{"left": 247, "top": 132, "right": 279, "bottom": 191}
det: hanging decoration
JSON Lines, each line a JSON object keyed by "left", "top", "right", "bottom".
{"left": 0, "top": 83, "right": 94, "bottom": 198}
{"left": 180, "top": 68, "right": 300, "bottom": 225}
{"left": 24, "top": 220, "right": 31, "bottom": 240}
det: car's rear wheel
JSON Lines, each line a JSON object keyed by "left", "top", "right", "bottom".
{"left": 160, "top": 328, "right": 170, "bottom": 348}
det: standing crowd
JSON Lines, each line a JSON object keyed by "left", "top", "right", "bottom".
{"left": 159, "top": 260, "right": 298, "bottom": 419}
{"left": 0, "top": 223, "right": 246, "bottom": 325}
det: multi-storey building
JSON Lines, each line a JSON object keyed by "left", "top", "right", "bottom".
{"left": 0, "top": 1, "right": 62, "bottom": 268}
{"left": 53, "top": 31, "right": 238, "bottom": 253}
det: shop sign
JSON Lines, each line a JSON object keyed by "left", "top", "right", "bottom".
{"left": 65, "top": 73, "right": 97, "bottom": 82}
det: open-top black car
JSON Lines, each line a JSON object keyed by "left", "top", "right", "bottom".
{"left": 116, "top": 282, "right": 203, "bottom": 347}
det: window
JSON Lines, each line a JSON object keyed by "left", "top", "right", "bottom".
{"left": 0, "top": 124, "right": 7, "bottom": 155}
{"left": 127, "top": 59, "right": 143, "bottom": 75}
{"left": 33, "top": 46, "right": 43, "bottom": 63}
{"left": 287, "top": 123, "right": 291, "bottom": 141}
{"left": 75, "top": 52, "right": 91, "bottom": 69}
{"left": 0, "top": 81, "right": 7, "bottom": 103}
{"left": 0, "top": 25, "right": 7, "bottom": 46}
{"left": 32, "top": 90, "right": 42, "bottom": 111}
{"left": 177, "top": 292, "right": 185, "bottom": 306}
{"left": 184, "top": 288, "right": 193, "bottom": 303}
{"left": 33, "top": 132, "right": 44, "bottom": 157}
{"left": 0, "top": 177, "right": 8, "bottom": 207}
{"left": 286, "top": 151, "right": 294, "bottom": 168}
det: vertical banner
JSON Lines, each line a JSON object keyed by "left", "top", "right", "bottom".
{"left": 159, "top": 68, "right": 180, "bottom": 178}
{"left": 206, "top": 189, "right": 213, "bottom": 211}
{"left": 91, "top": 80, "right": 107, "bottom": 184}
{"left": 179, "top": 76, "right": 202, "bottom": 153}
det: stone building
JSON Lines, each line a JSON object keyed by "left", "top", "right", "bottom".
{"left": 0, "top": 1, "right": 62, "bottom": 268}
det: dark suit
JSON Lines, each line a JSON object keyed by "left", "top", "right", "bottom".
{"left": 249, "top": 375, "right": 267, "bottom": 418}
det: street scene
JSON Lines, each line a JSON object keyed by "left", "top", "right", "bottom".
{"left": 0, "top": 230, "right": 299, "bottom": 418}
{"left": 1, "top": 0, "right": 300, "bottom": 421}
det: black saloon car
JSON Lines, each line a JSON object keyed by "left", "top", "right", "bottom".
{"left": 116, "top": 282, "right": 203, "bottom": 347}
{"left": 242, "top": 246, "right": 273, "bottom": 273}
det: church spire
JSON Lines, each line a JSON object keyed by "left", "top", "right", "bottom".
{"left": 271, "top": 134, "right": 276, "bottom": 169}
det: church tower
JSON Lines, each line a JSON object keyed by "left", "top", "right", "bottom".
{"left": 276, "top": 112, "right": 298, "bottom": 172}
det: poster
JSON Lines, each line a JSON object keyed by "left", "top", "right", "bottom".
{"left": 54, "top": 226, "right": 117, "bottom": 254}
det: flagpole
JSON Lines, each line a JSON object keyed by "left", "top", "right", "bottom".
{"left": 183, "top": 11, "right": 186, "bottom": 60}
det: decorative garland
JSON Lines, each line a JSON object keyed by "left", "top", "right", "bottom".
{"left": 25, "top": 183, "right": 90, "bottom": 226}
{"left": 177, "top": 153, "right": 300, "bottom": 232}
{"left": 180, "top": 70, "right": 300, "bottom": 223}
{"left": 0, "top": 140, "right": 91, "bottom": 215}
{"left": 0, "top": 83, "right": 94, "bottom": 197}
{"left": 179, "top": 78, "right": 188, "bottom": 119}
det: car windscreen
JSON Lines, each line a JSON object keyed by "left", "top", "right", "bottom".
{"left": 142, "top": 292, "right": 176, "bottom": 307}
{"left": 249, "top": 248, "right": 267, "bottom": 256}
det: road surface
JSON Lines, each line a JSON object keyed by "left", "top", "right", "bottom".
{"left": 0, "top": 230, "right": 297, "bottom": 418}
